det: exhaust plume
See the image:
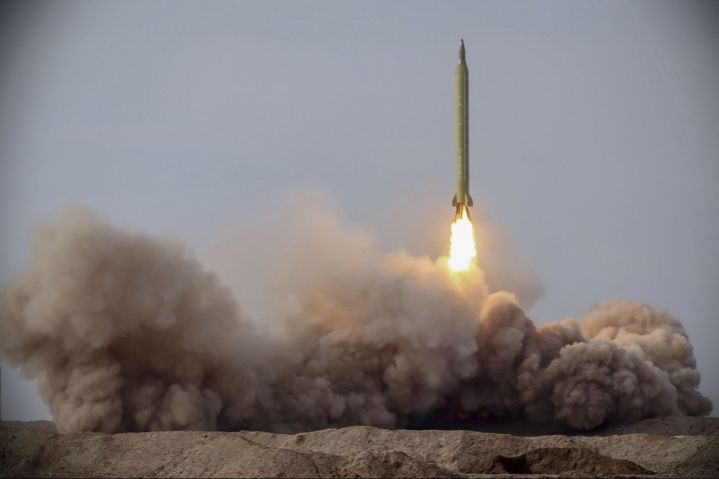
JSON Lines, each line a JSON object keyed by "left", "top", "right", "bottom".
{"left": 0, "top": 202, "right": 711, "bottom": 433}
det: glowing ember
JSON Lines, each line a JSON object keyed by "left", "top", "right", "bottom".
{"left": 448, "top": 205, "right": 477, "bottom": 272}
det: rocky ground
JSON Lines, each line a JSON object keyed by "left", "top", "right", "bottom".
{"left": 1, "top": 417, "right": 718, "bottom": 477}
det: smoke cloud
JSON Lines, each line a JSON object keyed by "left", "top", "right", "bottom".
{"left": 0, "top": 200, "right": 712, "bottom": 433}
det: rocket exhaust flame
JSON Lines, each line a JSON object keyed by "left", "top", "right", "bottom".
{"left": 448, "top": 204, "right": 477, "bottom": 272}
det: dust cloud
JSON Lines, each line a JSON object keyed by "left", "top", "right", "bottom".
{"left": 0, "top": 199, "right": 711, "bottom": 433}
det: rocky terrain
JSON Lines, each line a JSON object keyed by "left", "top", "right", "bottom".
{"left": 1, "top": 417, "right": 718, "bottom": 477}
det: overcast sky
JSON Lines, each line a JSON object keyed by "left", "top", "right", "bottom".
{"left": 1, "top": 0, "right": 718, "bottom": 420}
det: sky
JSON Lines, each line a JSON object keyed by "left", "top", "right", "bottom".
{"left": 1, "top": 0, "right": 718, "bottom": 420}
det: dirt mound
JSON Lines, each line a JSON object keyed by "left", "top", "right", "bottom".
{"left": 490, "top": 447, "right": 651, "bottom": 475}
{"left": 338, "top": 450, "right": 458, "bottom": 477}
{"left": 2, "top": 418, "right": 718, "bottom": 477}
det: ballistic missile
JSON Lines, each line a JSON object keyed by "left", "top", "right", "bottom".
{"left": 452, "top": 39, "right": 473, "bottom": 219}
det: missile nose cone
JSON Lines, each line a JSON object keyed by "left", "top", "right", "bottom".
{"left": 458, "top": 39, "right": 466, "bottom": 64}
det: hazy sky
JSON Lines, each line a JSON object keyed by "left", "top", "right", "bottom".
{"left": 1, "top": 0, "right": 718, "bottom": 420}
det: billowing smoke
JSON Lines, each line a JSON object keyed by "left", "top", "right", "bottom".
{"left": 0, "top": 201, "right": 712, "bottom": 433}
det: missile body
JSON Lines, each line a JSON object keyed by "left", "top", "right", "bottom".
{"left": 453, "top": 39, "right": 473, "bottom": 218}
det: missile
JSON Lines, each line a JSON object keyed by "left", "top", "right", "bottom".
{"left": 452, "top": 39, "right": 473, "bottom": 219}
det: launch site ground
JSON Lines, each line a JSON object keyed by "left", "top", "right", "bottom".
{"left": 1, "top": 416, "right": 717, "bottom": 478}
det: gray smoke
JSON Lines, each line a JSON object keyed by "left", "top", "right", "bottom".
{"left": 0, "top": 203, "right": 712, "bottom": 433}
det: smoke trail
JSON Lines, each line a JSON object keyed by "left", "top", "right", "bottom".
{"left": 0, "top": 202, "right": 711, "bottom": 433}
